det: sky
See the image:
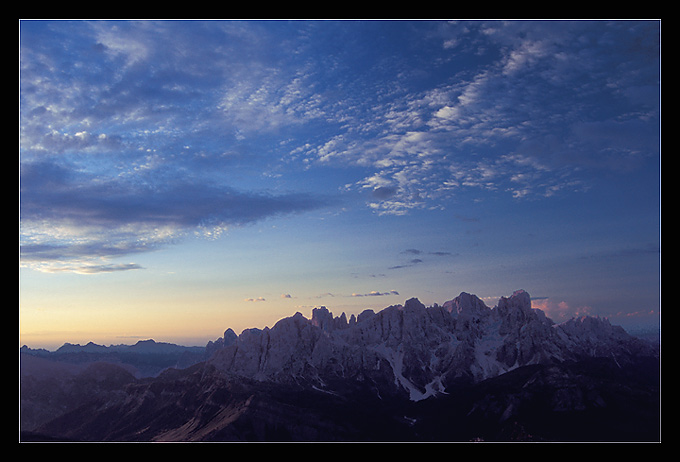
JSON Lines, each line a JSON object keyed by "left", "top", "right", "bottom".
{"left": 19, "top": 20, "right": 661, "bottom": 349}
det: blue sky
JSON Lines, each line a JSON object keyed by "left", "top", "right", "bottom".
{"left": 19, "top": 20, "right": 661, "bottom": 348}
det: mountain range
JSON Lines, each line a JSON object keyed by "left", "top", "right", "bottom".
{"left": 20, "top": 290, "right": 660, "bottom": 442}
{"left": 21, "top": 339, "right": 206, "bottom": 378}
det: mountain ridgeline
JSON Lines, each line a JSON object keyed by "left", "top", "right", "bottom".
{"left": 20, "top": 290, "right": 660, "bottom": 442}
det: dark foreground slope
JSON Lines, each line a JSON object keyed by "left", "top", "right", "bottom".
{"left": 23, "top": 355, "right": 659, "bottom": 442}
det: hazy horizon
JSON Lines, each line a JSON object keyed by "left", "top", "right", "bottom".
{"left": 20, "top": 289, "right": 661, "bottom": 351}
{"left": 20, "top": 20, "right": 661, "bottom": 351}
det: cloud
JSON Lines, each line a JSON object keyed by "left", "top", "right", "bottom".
{"left": 401, "top": 249, "right": 454, "bottom": 257}
{"left": 19, "top": 159, "right": 328, "bottom": 271}
{"left": 33, "top": 263, "right": 144, "bottom": 274}
{"left": 388, "top": 249, "right": 454, "bottom": 269}
{"left": 20, "top": 22, "right": 341, "bottom": 275}
{"left": 21, "top": 160, "right": 325, "bottom": 230}
{"left": 501, "top": 39, "right": 552, "bottom": 75}
{"left": 315, "top": 292, "right": 335, "bottom": 299}
{"left": 244, "top": 297, "right": 266, "bottom": 302}
{"left": 351, "top": 290, "right": 399, "bottom": 297}
{"left": 531, "top": 298, "right": 592, "bottom": 321}
{"left": 92, "top": 22, "right": 151, "bottom": 67}
{"left": 300, "top": 21, "right": 660, "bottom": 215}
{"left": 20, "top": 20, "right": 660, "bottom": 226}
{"left": 371, "top": 186, "right": 399, "bottom": 200}
{"left": 388, "top": 259, "right": 423, "bottom": 270}
{"left": 19, "top": 240, "right": 153, "bottom": 275}
{"left": 19, "top": 241, "right": 152, "bottom": 263}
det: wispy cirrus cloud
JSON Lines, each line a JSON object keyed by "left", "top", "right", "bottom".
{"left": 20, "top": 20, "right": 660, "bottom": 275}
{"left": 293, "top": 21, "right": 660, "bottom": 215}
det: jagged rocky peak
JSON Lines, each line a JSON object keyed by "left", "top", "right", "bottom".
{"left": 403, "top": 297, "right": 426, "bottom": 311}
{"left": 224, "top": 328, "right": 238, "bottom": 345}
{"left": 442, "top": 292, "right": 490, "bottom": 317}
{"left": 205, "top": 288, "right": 658, "bottom": 401}
{"left": 498, "top": 289, "right": 532, "bottom": 313}
{"left": 559, "top": 315, "right": 626, "bottom": 340}
{"left": 496, "top": 289, "right": 551, "bottom": 335}
{"left": 356, "top": 309, "right": 376, "bottom": 323}
{"left": 311, "top": 306, "right": 349, "bottom": 331}
{"left": 206, "top": 328, "right": 239, "bottom": 357}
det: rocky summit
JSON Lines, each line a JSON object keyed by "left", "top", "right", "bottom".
{"left": 21, "top": 290, "right": 660, "bottom": 442}
{"left": 209, "top": 290, "right": 655, "bottom": 401}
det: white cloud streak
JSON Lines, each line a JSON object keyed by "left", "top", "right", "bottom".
{"left": 351, "top": 290, "right": 399, "bottom": 297}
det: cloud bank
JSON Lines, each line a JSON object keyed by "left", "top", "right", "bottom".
{"left": 20, "top": 159, "right": 326, "bottom": 272}
{"left": 20, "top": 20, "right": 660, "bottom": 272}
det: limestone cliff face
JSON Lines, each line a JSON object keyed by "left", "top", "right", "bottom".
{"left": 208, "top": 290, "right": 656, "bottom": 400}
